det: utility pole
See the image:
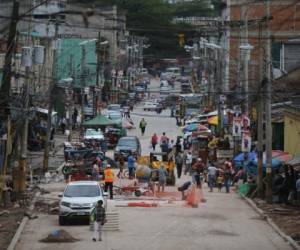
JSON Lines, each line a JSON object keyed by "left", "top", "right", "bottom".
{"left": 43, "top": 20, "right": 59, "bottom": 174}
{"left": 68, "top": 54, "right": 74, "bottom": 142}
{"left": 265, "top": 0, "right": 273, "bottom": 204}
{"left": 241, "top": 6, "right": 252, "bottom": 116}
{"left": 18, "top": 65, "right": 30, "bottom": 193}
{"left": 216, "top": 47, "right": 223, "bottom": 135}
{"left": 257, "top": 21, "right": 264, "bottom": 199}
{"left": 80, "top": 44, "right": 86, "bottom": 123}
{"left": 95, "top": 32, "right": 101, "bottom": 116}
{"left": 96, "top": 32, "right": 101, "bottom": 87}
{"left": 1, "top": 0, "right": 19, "bottom": 177}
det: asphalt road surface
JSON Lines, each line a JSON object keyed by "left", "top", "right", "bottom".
{"left": 15, "top": 78, "right": 293, "bottom": 250}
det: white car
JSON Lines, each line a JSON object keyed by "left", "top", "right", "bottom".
{"left": 84, "top": 128, "right": 104, "bottom": 141}
{"left": 107, "top": 111, "right": 122, "bottom": 124}
{"left": 59, "top": 181, "right": 107, "bottom": 225}
{"left": 160, "top": 85, "right": 171, "bottom": 95}
{"left": 107, "top": 104, "right": 121, "bottom": 112}
{"left": 143, "top": 101, "right": 158, "bottom": 111}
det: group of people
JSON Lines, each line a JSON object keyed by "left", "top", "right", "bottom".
{"left": 273, "top": 165, "right": 300, "bottom": 204}
{"left": 174, "top": 149, "right": 237, "bottom": 193}
{"left": 151, "top": 132, "right": 174, "bottom": 155}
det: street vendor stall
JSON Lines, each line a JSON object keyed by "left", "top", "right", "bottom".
{"left": 233, "top": 150, "right": 291, "bottom": 175}
{"left": 82, "top": 114, "right": 119, "bottom": 129}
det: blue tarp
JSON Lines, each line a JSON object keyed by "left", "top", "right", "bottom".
{"left": 233, "top": 152, "right": 282, "bottom": 175}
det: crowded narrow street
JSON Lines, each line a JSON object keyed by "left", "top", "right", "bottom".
{"left": 15, "top": 78, "right": 293, "bottom": 250}
{"left": 1, "top": 1, "right": 300, "bottom": 250}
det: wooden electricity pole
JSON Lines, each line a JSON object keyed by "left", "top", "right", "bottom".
{"left": 257, "top": 22, "right": 264, "bottom": 199}
{"left": 265, "top": 0, "right": 273, "bottom": 204}
{"left": 1, "top": 0, "right": 19, "bottom": 178}
{"left": 43, "top": 20, "right": 59, "bottom": 174}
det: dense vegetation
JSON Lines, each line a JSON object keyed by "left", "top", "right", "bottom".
{"left": 74, "top": 0, "right": 221, "bottom": 58}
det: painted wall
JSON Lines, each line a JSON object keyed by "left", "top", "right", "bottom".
{"left": 284, "top": 112, "right": 300, "bottom": 157}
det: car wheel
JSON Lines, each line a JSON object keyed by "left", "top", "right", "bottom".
{"left": 59, "top": 216, "right": 67, "bottom": 226}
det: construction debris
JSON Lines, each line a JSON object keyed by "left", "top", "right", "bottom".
{"left": 40, "top": 229, "right": 79, "bottom": 243}
{"left": 127, "top": 202, "right": 158, "bottom": 207}
{"left": 0, "top": 210, "right": 10, "bottom": 217}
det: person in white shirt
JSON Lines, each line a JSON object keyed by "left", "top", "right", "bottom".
{"left": 207, "top": 162, "right": 218, "bottom": 192}
{"left": 184, "top": 151, "right": 193, "bottom": 175}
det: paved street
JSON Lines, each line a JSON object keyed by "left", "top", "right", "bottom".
{"left": 14, "top": 79, "right": 293, "bottom": 250}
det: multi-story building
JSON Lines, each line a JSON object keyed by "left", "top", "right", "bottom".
{"left": 227, "top": 0, "right": 300, "bottom": 92}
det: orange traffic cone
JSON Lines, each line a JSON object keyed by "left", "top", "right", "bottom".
{"left": 186, "top": 184, "right": 199, "bottom": 208}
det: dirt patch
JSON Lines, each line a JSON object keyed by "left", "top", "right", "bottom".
{"left": 40, "top": 229, "right": 79, "bottom": 243}
{"left": 0, "top": 207, "right": 25, "bottom": 250}
{"left": 174, "top": 213, "right": 227, "bottom": 221}
{"left": 253, "top": 198, "right": 300, "bottom": 244}
{"left": 35, "top": 199, "right": 59, "bottom": 215}
{"left": 208, "top": 229, "right": 239, "bottom": 237}
{"left": 197, "top": 213, "right": 227, "bottom": 220}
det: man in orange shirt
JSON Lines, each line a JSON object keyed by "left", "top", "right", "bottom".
{"left": 104, "top": 164, "right": 114, "bottom": 199}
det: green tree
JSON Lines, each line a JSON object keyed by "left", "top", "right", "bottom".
{"left": 75, "top": 0, "right": 221, "bottom": 58}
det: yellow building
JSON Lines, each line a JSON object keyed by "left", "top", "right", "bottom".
{"left": 284, "top": 107, "right": 300, "bottom": 157}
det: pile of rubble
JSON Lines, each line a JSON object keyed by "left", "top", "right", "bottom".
{"left": 40, "top": 229, "right": 79, "bottom": 243}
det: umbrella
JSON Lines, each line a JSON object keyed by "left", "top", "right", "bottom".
{"left": 197, "top": 124, "right": 210, "bottom": 132}
{"left": 183, "top": 123, "right": 199, "bottom": 133}
{"left": 82, "top": 115, "right": 118, "bottom": 126}
{"left": 271, "top": 150, "right": 292, "bottom": 163}
{"left": 208, "top": 116, "right": 218, "bottom": 125}
{"left": 233, "top": 151, "right": 284, "bottom": 175}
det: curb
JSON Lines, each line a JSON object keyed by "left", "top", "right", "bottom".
{"left": 241, "top": 195, "right": 300, "bottom": 250}
{"left": 7, "top": 192, "right": 40, "bottom": 250}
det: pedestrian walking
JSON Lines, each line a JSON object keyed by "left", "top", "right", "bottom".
{"left": 175, "top": 152, "right": 184, "bottom": 178}
{"left": 92, "top": 160, "right": 100, "bottom": 181}
{"left": 91, "top": 200, "right": 106, "bottom": 242}
{"left": 157, "top": 165, "right": 168, "bottom": 193}
{"left": 151, "top": 133, "right": 158, "bottom": 151}
{"left": 168, "top": 139, "right": 174, "bottom": 154}
{"left": 191, "top": 158, "right": 205, "bottom": 188}
{"left": 223, "top": 161, "right": 232, "bottom": 193}
{"left": 217, "top": 173, "right": 224, "bottom": 192}
{"left": 184, "top": 151, "right": 193, "bottom": 175}
{"left": 117, "top": 157, "right": 125, "bottom": 179}
{"left": 160, "top": 132, "right": 169, "bottom": 145}
{"left": 207, "top": 162, "right": 217, "bottom": 192}
{"left": 60, "top": 117, "right": 66, "bottom": 134}
{"left": 139, "top": 118, "right": 147, "bottom": 136}
{"left": 127, "top": 153, "right": 136, "bottom": 179}
{"left": 104, "top": 164, "right": 114, "bottom": 199}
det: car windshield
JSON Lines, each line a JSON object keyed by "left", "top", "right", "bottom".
{"left": 118, "top": 138, "right": 136, "bottom": 147}
{"left": 109, "top": 113, "right": 122, "bottom": 119}
{"left": 85, "top": 130, "right": 102, "bottom": 136}
{"left": 108, "top": 105, "right": 120, "bottom": 111}
{"left": 64, "top": 185, "right": 100, "bottom": 197}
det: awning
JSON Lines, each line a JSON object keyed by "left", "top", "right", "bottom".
{"left": 32, "top": 107, "right": 57, "bottom": 116}
{"left": 82, "top": 115, "right": 118, "bottom": 126}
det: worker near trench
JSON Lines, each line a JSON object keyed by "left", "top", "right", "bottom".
{"left": 104, "top": 164, "right": 114, "bottom": 199}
